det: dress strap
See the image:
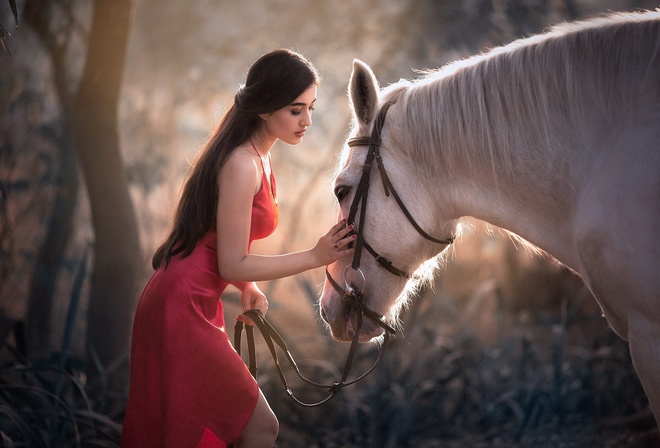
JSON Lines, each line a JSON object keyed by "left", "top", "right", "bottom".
{"left": 249, "top": 140, "right": 275, "bottom": 198}
{"left": 249, "top": 140, "right": 268, "bottom": 174}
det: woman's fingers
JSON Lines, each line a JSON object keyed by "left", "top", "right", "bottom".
{"left": 312, "top": 218, "right": 358, "bottom": 266}
{"left": 329, "top": 218, "right": 349, "bottom": 236}
{"left": 239, "top": 291, "right": 268, "bottom": 326}
{"left": 330, "top": 219, "right": 354, "bottom": 238}
{"left": 328, "top": 218, "right": 356, "bottom": 255}
{"left": 333, "top": 230, "right": 357, "bottom": 249}
{"left": 243, "top": 297, "right": 268, "bottom": 314}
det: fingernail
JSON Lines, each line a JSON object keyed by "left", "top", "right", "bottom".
{"left": 348, "top": 224, "right": 354, "bottom": 230}
{"left": 351, "top": 234, "right": 357, "bottom": 239}
{"left": 341, "top": 218, "right": 347, "bottom": 223}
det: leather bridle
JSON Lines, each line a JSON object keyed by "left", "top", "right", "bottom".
{"left": 234, "top": 97, "right": 454, "bottom": 408}
{"left": 325, "top": 97, "right": 454, "bottom": 294}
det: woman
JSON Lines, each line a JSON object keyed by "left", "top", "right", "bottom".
{"left": 121, "top": 49, "right": 355, "bottom": 448}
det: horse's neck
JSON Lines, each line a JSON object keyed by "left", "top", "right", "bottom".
{"left": 422, "top": 106, "right": 589, "bottom": 268}
{"left": 446, "top": 161, "right": 582, "bottom": 267}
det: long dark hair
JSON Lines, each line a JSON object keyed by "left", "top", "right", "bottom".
{"left": 153, "top": 49, "right": 319, "bottom": 269}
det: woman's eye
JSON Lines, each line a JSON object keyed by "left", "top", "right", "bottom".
{"left": 334, "top": 185, "right": 350, "bottom": 203}
{"left": 291, "top": 110, "right": 302, "bottom": 116}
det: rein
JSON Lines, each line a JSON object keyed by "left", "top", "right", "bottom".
{"left": 234, "top": 308, "right": 394, "bottom": 407}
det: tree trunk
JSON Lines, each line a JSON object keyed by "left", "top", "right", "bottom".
{"left": 72, "top": 0, "right": 141, "bottom": 378}
{"left": 25, "top": 0, "right": 140, "bottom": 378}
{"left": 23, "top": 0, "right": 83, "bottom": 358}
{"left": 26, "top": 125, "right": 79, "bottom": 357}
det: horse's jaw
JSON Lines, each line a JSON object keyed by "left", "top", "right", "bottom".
{"left": 319, "top": 289, "right": 385, "bottom": 342}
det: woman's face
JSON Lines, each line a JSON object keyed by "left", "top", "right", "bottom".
{"left": 260, "top": 84, "right": 317, "bottom": 145}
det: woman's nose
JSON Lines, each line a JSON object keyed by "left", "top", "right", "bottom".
{"left": 300, "top": 110, "right": 312, "bottom": 127}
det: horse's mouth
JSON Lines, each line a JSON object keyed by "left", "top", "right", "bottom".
{"left": 320, "top": 300, "right": 385, "bottom": 342}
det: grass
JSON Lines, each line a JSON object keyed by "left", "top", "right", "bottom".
{"left": 0, "top": 325, "right": 124, "bottom": 447}
{"left": 0, "top": 275, "right": 652, "bottom": 447}
{"left": 255, "top": 282, "right": 651, "bottom": 447}
{"left": 0, "top": 247, "right": 124, "bottom": 447}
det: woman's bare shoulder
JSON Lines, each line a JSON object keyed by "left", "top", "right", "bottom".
{"left": 219, "top": 144, "right": 260, "bottom": 189}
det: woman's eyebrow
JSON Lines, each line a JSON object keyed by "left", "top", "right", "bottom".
{"left": 290, "top": 98, "right": 317, "bottom": 107}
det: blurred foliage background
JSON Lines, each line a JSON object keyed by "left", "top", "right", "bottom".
{"left": 1, "top": 0, "right": 658, "bottom": 446}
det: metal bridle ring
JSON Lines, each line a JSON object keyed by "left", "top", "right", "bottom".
{"left": 343, "top": 265, "right": 366, "bottom": 296}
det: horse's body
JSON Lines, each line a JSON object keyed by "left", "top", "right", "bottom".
{"left": 320, "top": 11, "right": 660, "bottom": 427}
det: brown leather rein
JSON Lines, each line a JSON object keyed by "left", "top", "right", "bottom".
{"left": 234, "top": 305, "right": 394, "bottom": 407}
{"left": 235, "top": 97, "right": 453, "bottom": 407}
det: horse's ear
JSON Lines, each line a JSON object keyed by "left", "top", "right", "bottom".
{"left": 348, "top": 59, "right": 379, "bottom": 126}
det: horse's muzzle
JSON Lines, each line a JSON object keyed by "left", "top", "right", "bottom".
{"left": 320, "top": 294, "right": 385, "bottom": 342}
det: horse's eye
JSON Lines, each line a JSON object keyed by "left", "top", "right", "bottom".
{"left": 334, "top": 185, "right": 350, "bottom": 203}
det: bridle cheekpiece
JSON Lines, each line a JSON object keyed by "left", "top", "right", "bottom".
{"left": 325, "top": 97, "right": 454, "bottom": 300}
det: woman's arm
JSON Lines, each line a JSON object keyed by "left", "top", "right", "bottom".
{"left": 216, "top": 148, "right": 354, "bottom": 283}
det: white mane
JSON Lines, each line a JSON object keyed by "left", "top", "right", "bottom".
{"left": 392, "top": 11, "right": 660, "bottom": 184}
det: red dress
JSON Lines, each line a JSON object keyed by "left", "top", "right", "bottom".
{"left": 121, "top": 170, "right": 278, "bottom": 448}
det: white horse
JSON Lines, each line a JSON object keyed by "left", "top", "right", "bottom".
{"left": 320, "top": 11, "right": 660, "bottom": 427}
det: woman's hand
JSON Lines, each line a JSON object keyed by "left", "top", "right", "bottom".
{"left": 237, "top": 282, "right": 268, "bottom": 326}
{"left": 311, "top": 219, "right": 357, "bottom": 267}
